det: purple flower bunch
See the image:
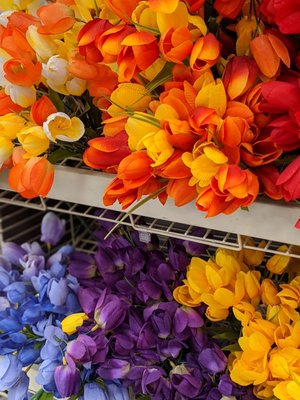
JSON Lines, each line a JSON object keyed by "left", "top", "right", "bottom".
{"left": 61, "top": 220, "right": 255, "bottom": 400}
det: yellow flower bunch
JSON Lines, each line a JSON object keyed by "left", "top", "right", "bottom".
{"left": 174, "top": 244, "right": 300, "bottom": 400}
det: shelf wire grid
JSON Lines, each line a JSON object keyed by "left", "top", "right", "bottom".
{"left": 0, "top": 188, "right": 299, "bottom": 258}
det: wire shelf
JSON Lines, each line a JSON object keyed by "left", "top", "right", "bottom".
{"left": 0, "top": 189, "right": 299, "bottom": 258}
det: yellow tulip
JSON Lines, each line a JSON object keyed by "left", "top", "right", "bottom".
{"left": 139, "top": 129, "right": 174, "bottom": 167}
{"left": 173, "top": 283, "right": 201, "bottom": 307}
{"left": 269, "top": 347, "right": 300, "bottom": 380}
{"left": 18, "top": 126, "right": 50, "bottom": 157}
{"left": 261, "top": 279, "right": 280, "bottom": 306}
{"left": 132, "top": 1, "right": 158, "bottom": 32}
{"left": 274, "top": 378, "right": 300, "bottom": 400}
{"left": 43, "top": 112, "right": 85, "bottom": 143}
{"left": 61, "top": 312, "right": 89, "bottom": 335}
{"left": 108, "top": 83, "right": 151, "bottom": 117}
{"left": 26, "top": 25, "right": 58, "bottom": 62}
{"left": 0, "top": 113, "right": 27, "bottom": 139}
{"left": 232, "top": 302, "right": 257, "bottom": 327}
{"left": 277, "top": 280, "right": 300, "bottom": 309}
{"left": 125, "top": 113, "right": 158, "bottom": 151}
{"left": 243, "top": 318, "right": 277, "bottom": 345}
{"left": 242, "top": 238, "right": 266, "bottom": 267}
{"left": 5, "top": 84, "right": 36, "bottom": 108}
{"left": 0, "top": 136, "right": 13, "bottom": 167}
{"left": 156, "top": 2, "right": 188, "bottom": 34}
{"left": 266, "top": 246, "right": 291, "bottom": 274}
{"left": 274, "top": 321, "right": 300, "bottom": 349}
{"left": 195, "top": 79, "right": 227, "bottom": 117}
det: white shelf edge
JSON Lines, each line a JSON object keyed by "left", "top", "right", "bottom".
{"left": 0, "top": 165, "right": 299, "bottom": 246}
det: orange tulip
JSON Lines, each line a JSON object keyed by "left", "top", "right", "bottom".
{"left": 0, "top": 26, "right": 36, "bottom": 61}
{"left": 103, "top": 176, "right": 166, "bottom": 209}
{"left": 7, "top": 11, "right": 40, "bottom": 33}
{"left": 87, "top": 65, "right": 118, "bottom": 98}
{"left": 218, "top": 116, "right": 253, "bottom": 148}
{"left": 0, "top": 92, "right": 23, "bottom": 116}
{"left": 223, "top": 56, "right": 258, "bottom": 100}
{"left": 214, "top": 0, "right": 245, "bottom": 19}
{"left": 160, "top": 85, "right": 196, "bottom": 120}
{"left": 117, "top": 151, "right": 154, "bottom": 189}
{"left": 37, "top": 3, "right": 75, "bottom": 35}
{"left": 250, "top": 33, "right": 290, "bottom": 78}
{"left": 149, "top": 0, "right": 179, "bottom": 13}
{"left": 155, "top": 150, "right": 191, "bottom": 179}
{"left": 78, "top": 19, "right": 114, "bottom": 64}
{"left": 8, "top": 153, "right": 54, "bottom": 199}
{"left": 189, "top": 107, "right": 220, "bottom": 143}
{"left": 196, "top": 165, "right": 259, "bottom": 217}
{"left": 167, "top": 177, "right": 197, "bottom": 206}
{"left": 104, "top": 0, "right": 140, "bottom": 21}
{"left": 83, "top": 132, "right": 130, "bottom": 171}
{"left": 225, "top": 101, "right": 254, "bottom": 125}
{"left": 190, "top": 33, "right": 221, "bottom": 72}
{"left": 240, "top": 138, "right": 282, "bottom": 167}
{"left": 159, "top": 26, "right": 193, "bottom": 64}
{"left": 3, "top": 59, "right": 42, "bottom": 87}
{"left": 30, "top": 96, "right": 57, "bottom": 126}
{"left": 96, "top": 24, "right": 135, "bottom": 64}
{"left": 118, "top": 32, "right": 159, "bottom": 82}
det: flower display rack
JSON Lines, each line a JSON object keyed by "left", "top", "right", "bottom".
{"left": 0, "top": 160, "right": 299, "bottom": 258}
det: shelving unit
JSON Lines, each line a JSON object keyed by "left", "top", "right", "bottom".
{"left": 0, "top": 160, "right": 299, "bottom": 257}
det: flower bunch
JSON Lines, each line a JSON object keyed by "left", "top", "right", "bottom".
{"left": 0, "top": 212, "right": 128, "bottom": 399}
{"left": 174, "top": 241, "right": 300, "bottom": 400}
{"left": 58, "top": 220, "right": 237, "bottom": 400}
{"left": 0, "top": 0, "right": 299, "bottom": 216}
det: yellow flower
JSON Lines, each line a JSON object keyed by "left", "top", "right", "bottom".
{"left": 26, "top": 25, "right": 58, "bottom": 62}
{"left": 18, "top": 126, "right": 50, "bottom": 157}
{"left": 266, "top": 245, "right": 290, "bottom": 274}
{"left": 242, "top": 238, "right": 266, "bottom": 267}
{"left": 274, "top": 378, "right": 300, "bottom": 400}
{"left": 5, "top": 84, "right": 36, "bottom": 108}
{"left": 108, "top": 83, "right": 151, "bottom": 117}
{"left": 232, "top": 302, "right": 258, "bottom": 327}
{"left": 195, "top": 78, "right": 227, "bottom": 117}
{"left": 266, "top": 304, "right": 293, "bottom": 326}
{"left": 182, "top": 142, "right": 228, "bottom": 188}
{"left": 43, "top": 112, "right": 85, "bottom": 143}
{"left": 173, "top": 283, "right": 202, "bottom": 307}
{"left": 125, "top": 113, "right": 158, "bottom": 151}
{"left": 277, "top": 278, "right": 300, "bottom": 309}
{"left": 0, "top": 136, "right": 13, "bottom": 167}
{"left": 261, "top": 279, "right": 280, "bottom": 306}
{"left": 157, "top": 2, "right": 188, "bottom": 34}
{"left": 0, "top": 113, "right": 27, "bottom": 140}
{"left": 243, "top": 318, "right": 277, "bottom": 345}
{"left": 61, "top": 312, "right": 88, "bottom": 335}
{"left": 138, "top": 129, "right": 174, "bottom": 167}
{"left": 230, "top": 331, "right": 270, "bottom": 386}
{"left": 274, "top": 321, "right": 300, "bottom": 349}
{"left": 269, "top": 347, "right": 300, "bottom": 381}
{"left": 132, "top": 1, "right": 158, "bottom": 32}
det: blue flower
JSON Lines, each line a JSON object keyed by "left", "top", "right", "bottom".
{"left": 2, "top": 243, "right": 26, "bottom": 266}
{"left": 4, "top": 282, "right": 26, "bottom": 304}
{"left": 0, "top": 355, "right": 23, "bottom": 391}
{"left": 0, "top": 267, "right": 12, "bottom": 290}
{"left": 36, "top": 359, "right": 60, "bottom": 390}
{"left": 82, "top": 382, "right": 108, "bottom": 400}
{"left": 18, "top": 343, "right": 40, "bottom": 366}
{"left": 7, "top": 371, "right": 29, "bottom": 400}
{"left": 106, "top": 382, "right": 130, "bottom": 400}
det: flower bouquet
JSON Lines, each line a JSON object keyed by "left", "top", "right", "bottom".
{"left": 0, "top": 0, "right": 299, "bottom": 219}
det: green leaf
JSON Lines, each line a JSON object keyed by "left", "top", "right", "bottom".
{"left": 146, "top": 62, "right": 174, "bottom": 93}
{"left": 29, "top": 389, "right": 54, "bottom": 400}
{"left": 222, "top": 343, "right": 241, "bottom": 352}
{"left": 48, "top": 88, "right": 65, "bottom": 112}
{"left": 241, "top": 206, "right": 249, "bottom": 211}
{"left": 48, "top": 147, "right": 80, "bottom": 164}
{"left": 212, "top": 331, "right": 238, "bottom": 341}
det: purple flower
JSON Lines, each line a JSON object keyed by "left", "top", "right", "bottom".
{"left": 82, "top": 382, "right": 107, "bottom": 400}
{"left": 91, "top": 330, "right": 109, "bottom": 363}
{"left": 0, "top": 256, "right": 11, "bottom": 271}
{"left": 136, "top": 280, "right": 162, "bottom": 303}
{"left": 110, "top": 329, "right": 136, "bottom": 357}
{"left": 54, "top": 364, "right": 81, "bottom": 398}
{"left": 144, "top": 302, "right": 177, "bottom": 339}
{"left": 94, "top": 289, "right": 128, "bottom": 331}
{"left": 198, "top": 344, "right": 227, "bottom": 373}
{"left": 7, "top": 371, "right": 29, "bottom": 400}
{"left": 173, "top": 306, "right": 204, "bottom": 335}
{"left": 41, "top": 212, "right": 66, "bottom": 246}
{"left": 66, "top": 335, "right": 97, "bottom": 366}
{"left": 106, "top": 382, "right": 129, "bottom": 400}
{"left": 158, "top": 338, "right": 183, "bottom": 359}
{"left": 170, "top": 365, "right": 202, "bottom": 398}
{"left": 136, "top": 322, "right": 157, "bottom": 350}
{"left": 2, "top": 243, "right": 26, "bottom": 266}
{"left": 97, "top": 359, "right": 130, "bottom": 380}
{"left": 78, "top": 287, "right": 102, "bottom": 315}
{"left": 141, "top": 367, "right": 166, "bottom": 397}
{"left": 0, "top": 355, "right": 23, "bottom": 391}
{"left": 69, "top": 252, "right": 97, "bottom": 280}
